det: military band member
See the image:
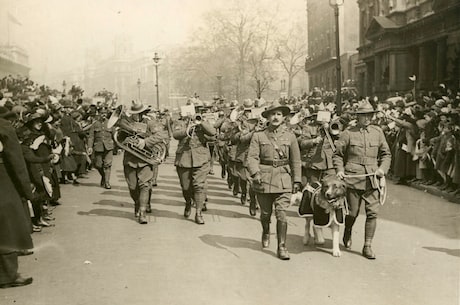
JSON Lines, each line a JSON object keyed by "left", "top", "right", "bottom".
{"left": 247, "top": 101, "right": 302, "bottom": 260}
{"left": 214, "top": 110, "right": 231, "bottom": 179}
{"left": 123, "top": 102, "right": 168, "bottom": 224}
{"left": 87, "top": 108, "right": 114, "bottom": 189}
{"left": 173, "top": 111, "right": 217, "bottom": 224}
{"left": 333, "top": 101, "right": 391, "bottom": 259}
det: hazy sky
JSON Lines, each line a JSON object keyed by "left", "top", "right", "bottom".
{"left": 1, "top": 0, "right": 306, "bottom": 85}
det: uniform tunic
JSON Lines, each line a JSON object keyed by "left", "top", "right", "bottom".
{"left": 333, "top": 125, "right": 391, "bottom": 216}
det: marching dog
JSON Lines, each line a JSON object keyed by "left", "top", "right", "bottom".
{"left": 301, "top": 175, "right": 347, "bottom": 257}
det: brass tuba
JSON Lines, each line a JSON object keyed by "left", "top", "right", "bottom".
{"left": 107, "top": 105, "right": 166, "bottom": 165}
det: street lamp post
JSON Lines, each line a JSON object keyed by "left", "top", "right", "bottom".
{"left": 62, "top": 80, "right": 67, "bottom": 94}
{"left": 137, "top": 78, "right": 141, "bottom": 101}
{"left": 153, "top": 52, "right": 161, "bottom": 109}
{"left": 329, "top": 0, "right": 344, "bottom": 115}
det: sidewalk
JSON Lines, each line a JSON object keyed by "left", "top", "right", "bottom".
{"left": 401, "top": 179, "right": 460, "bottom": 204}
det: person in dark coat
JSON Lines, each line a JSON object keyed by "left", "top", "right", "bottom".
{"left": 0, "top": 107, "right": 34, "bottom": 288}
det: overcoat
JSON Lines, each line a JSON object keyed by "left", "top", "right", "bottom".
{"left": 0, "top": 118, "right": 34, "bottom": 254}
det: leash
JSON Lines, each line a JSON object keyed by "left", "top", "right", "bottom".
{"left": 342, "top": 172, "right": 387, "bottom": 205}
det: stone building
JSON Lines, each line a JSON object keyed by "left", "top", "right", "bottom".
{"left": 356, "top": 0, "right": 460, "bottom": 98}
{"left": 305, "top": 0, "right": 360, "bottom": 91}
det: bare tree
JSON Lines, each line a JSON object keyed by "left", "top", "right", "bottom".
{"left": 274, "top": 20, "right": 308, "bottom": 97}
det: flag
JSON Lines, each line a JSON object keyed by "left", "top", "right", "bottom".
{"left": 8, "top": 12, "right": 22, "bottom": 26}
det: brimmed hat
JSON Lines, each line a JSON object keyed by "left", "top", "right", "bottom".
{"left": 24, "top": 112, "right": 44, "bottom": 124}
{"left": 127, "top": 101, "right": 149, "bottom": 114}
{"left": 351, "top": 101, "right": 379, "bottom": 114}
{"left": 70, "top": 110, "right": 83, "bottom": 120}
{"left": 243, "top": 99, "right": 254, "bottom": 110}
{"left": 261, "top": 101, "right": 291, "bottom": 118}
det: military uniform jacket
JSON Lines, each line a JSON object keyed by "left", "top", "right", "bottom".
{"left": 87, "top": 119, "right": 114, "bottom": 152}
{"left": 233, "top": 129, "right": 254, "bottom": 166}
{"left": 173, "top": 120, "right": 216, "bottom": 168}
{"left": 298, "top": 124, "right": 335, "bottom": 170}
{"left": 333, "top": 125, "right": 391, "bottom": 190}
{"left": 247, "top": 124, "right": 301, "bottom": 193}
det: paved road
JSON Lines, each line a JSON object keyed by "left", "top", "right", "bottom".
{"left": 2, "top": 144, "right": 459, "bottom": 305}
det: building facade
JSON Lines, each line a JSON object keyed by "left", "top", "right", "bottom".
{"left": 305, "top": 0, "right": 360, "bottom": 92}
{"left": 357, "top": 0, "right": 460, "bottom": 98}
{"left": 0, "top": 45, "right": 30, "bottom": 78}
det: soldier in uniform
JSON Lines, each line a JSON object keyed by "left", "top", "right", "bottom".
{"left": 87, "top": 108, "right": 114, "bottom": 189}
{"left": 122, "top": 102, "right": 168, "bottom": 224}
{"left": 214, "top": 110, "right": 231, "bottom": 179}
{"left": 232, "top": 99, "right": 255, "bottom": 206}
{"left": 333, "top": 101, "right": 392, "bottom": 259}
{"left": 173, "top": 110, "right": 216, "bottom": 224}
{"left": 247, "top": 101, "right": 302, "bottom": 260}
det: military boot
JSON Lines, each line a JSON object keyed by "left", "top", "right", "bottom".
{"left": 194, "top": 192, "right": 205, "bottom": 224}
{"left": 261, "top": 215, "right": 270, "bottom": 248}
{"left": 363, "top": 218, "right": 377, "bottom": 259}
{"left": 129, "top": 189, "right": 140, "bottom": 218}
{"left": 276, "top": 221, "right": 290, "bottom": 260}
{"left": 98, "top": 168, "right": 105, "bottom": 187}
{"left": 138, "top": 190, "right": 149, "bottom": 224}
{"left": 103, "top": 167, "right": 111, "bottom": 189}
{"left": 343, "top": 216, "right": 356, "bottom": 249}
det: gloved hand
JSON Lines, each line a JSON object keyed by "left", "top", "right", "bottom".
{"left": 337, "top": 171, "right": 345, "bottom": 180}
{"left": 292, "top": 182, "right": 302, "bottom": 194}
{"left": 252, "top": 172, "right": 262, "bottom": 184}
{"left": 375, "top": 168, "right": 385, "bottom": 178}
{"left": 87, "top": 147, "right": 93, "bottom": 155}
{"left": 136, "top": 139, "right": 146, "bottom": 150}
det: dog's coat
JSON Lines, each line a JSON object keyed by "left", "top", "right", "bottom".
{"left": 300, "top": 176, "right": 347, "bottom": 257}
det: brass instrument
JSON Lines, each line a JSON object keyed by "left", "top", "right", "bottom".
{"left": 107, "top": 105, "right": 166, "bottom": 165}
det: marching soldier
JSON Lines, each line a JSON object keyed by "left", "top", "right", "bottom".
{"left": 173, "top": 110, "right": 217, "bottom": 224}
{"left": 333, "top": 101, "right": 392, "bottom": 259}
{"left": 123, "top": 102, "right": 168, "bottom": 224}
{"left": 214, "top": 110, "right": 231, "bottom": 179}
{"left": 247, "top": 101, "right": 302, "bottom": 260}
{"left": 87, "top": 108, "right": 114, "bottom": 189}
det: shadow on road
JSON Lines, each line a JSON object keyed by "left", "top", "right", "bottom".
{"left": 78, "top": 182, "right": 128, "bottom": 191}
{"left": 93, "top": 199, "right": 133, "bottom": 209}
{"left": 77, "top": 209, "right": 137, "bottom": 222}
{"left": 423, "top": 247, "right": 460, "bottom": 258}
{"left": 199, "top": 234, "right": 277, "bottom": 258}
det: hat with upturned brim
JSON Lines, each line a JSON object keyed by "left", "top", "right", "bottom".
{"left": 351, "top": 100, "right": 379, "bottom": 114}
{"left": 261, "top": 101, "right": 291, "bottom": 118}
{"left": 127, "top": 101, "right": 149, "bottom": 115}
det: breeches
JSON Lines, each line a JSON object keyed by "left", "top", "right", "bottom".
{"left": 346, "top": 188, "right": 379, "bottom": 218}
{"left": 176, "top": 163, "right": 210, "bottom": 195}
{"left": 256, "top": 193, "right": 291, "bottom": 223}
{"left": 124, "top": 165, "right": 153, "bottom": 192}
{"left": 94, "top": 150, "right": 113, "bottom": 169}
{"left": 235, "top": 161, "right": 248, "bottom": 181}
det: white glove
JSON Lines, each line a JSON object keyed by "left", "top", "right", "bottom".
{"left": 136, "top": 139, "right": 146, "bottom": 150}
{"left": 337, "top": 171, "right": 345, "bottom": 180}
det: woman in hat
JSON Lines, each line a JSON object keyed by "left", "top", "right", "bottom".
{"left": 247, "top": 101, "right": 302, "bottom": 260}
{"left": 333, "top": 101, "right": 392, "bottom": 259}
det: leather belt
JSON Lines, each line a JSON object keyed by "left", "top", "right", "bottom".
{"left": 347, "top": 156, "right": 377, "bottom": 166}
{"left": 260, "top": 159, "right": 289, "bottom": 167}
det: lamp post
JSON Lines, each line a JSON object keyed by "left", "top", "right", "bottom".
{"left": 216, "top": 75, "right": 223, "bottom": 98}
{"left": 329, "top": 0, "right": 344, "bottom": 115}
{"left": 153, "top": 52, "right": 161, "bottom": 109}
{"left": 137, "top": 78, "right": 141, "bottom": 101}
{"left": 62, "top": 80, "right": 67, "bottom": 94}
